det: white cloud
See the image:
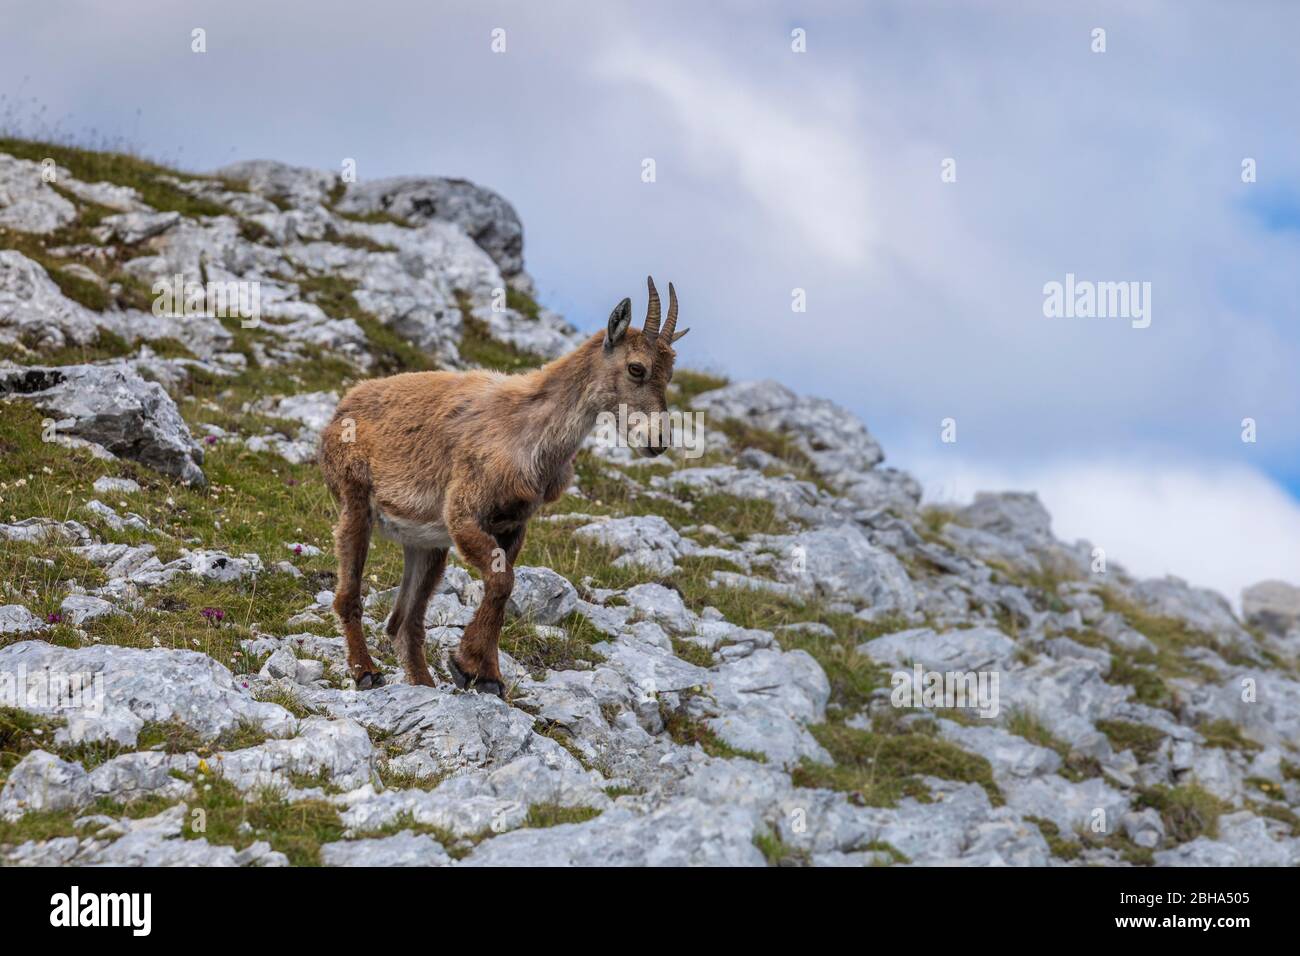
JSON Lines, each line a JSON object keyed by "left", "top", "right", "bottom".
{"left": 592, "top": 43, "right": 873, "bottom": 268}
{"left": 904, "top": 451, "right": 1300, "bottom": 610}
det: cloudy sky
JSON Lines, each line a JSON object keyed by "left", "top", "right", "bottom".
{"left": 4, "top": 0, "right": 1297, "bottom": 603}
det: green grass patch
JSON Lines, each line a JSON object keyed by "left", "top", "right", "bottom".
{"left": 180, "top": 774, "right": 345, "bottom": 866}
{"left": 377, "top": 765, "right": 444, "bottom": 792}
{"left": 753, "top": 829, "right": 811, "bottom": 866}
{"left": 677, "top": 492, "right": 792, "bottom": 539}
{"left": 1100, "top": 589, "right": 1245, "bottom": 678}
{"left": 523, "top": 804, "right": 601, "bottom": 829}
{"left": 0, "top": 794, "right": 179, "bottom": 847}
{"left": 1025, "top": 816, "right": 1083, "bottom": 861}
{"left": 506, "top": 286, "right": 541, "bottom": 319}
{"left": 791, "top": 721, "right": 1002, "bottom": 808}
{"left": 458, "top": 315, "right": 545, "bottom": 373}
{"left": 1248, "top": 799, "right": 1300, "bottom": 837}
{"left": 1095, "top": 719, "right": 1166, "bottom": 763}
{"left": 670, "top": 636, "right": 715, "bottom": 668}
{"left": 1134, "top": 784, "right": 1228, "bottom": 844}
{"left": 0, "top": 224, "right": 155, "bottom": 316}
{"left": 659, "top": 697, "right": 767, "bottom": 762}
{"left": 1030, "top": 815, "right": 1155, "bottom": 866}
{"left": 516, "top": 512, "right": 646, "bottom": 592}
{"left": 1104, "top": 651, "right": 1176, "bottom": 710}
{"left": 354, "top": 811, "right": 491, "bottom": 860}
{"left": 499, "top": 617, "right": 603, "bottom": 679}
{"left": 0, "top": 706, "right": 63, "bottom": 787}
{"left": 568, "top": 452, "right": 690, "bottom": 523}
{"left": 1196, "top": 718, "right": 1262, "bottom": 752}
{"left": 252, "top": 686, "right": 320, "bottom": 720}
{"left": 916, "top": 505, "right": 959, "bottom": 544}
{"left": 0, "top": 137, "right": 230, "bottom": 218}
{"left": 321, "top": 226, "right": 397, "bottom": 254}
{"left": 47, "top": 718, "right": 272, "bottom": 774}
{"left": 669, "top": 369, "right": 728, "bottom": 407}
{"left": 334, "top": 208, "right": 408, "bottom": 227}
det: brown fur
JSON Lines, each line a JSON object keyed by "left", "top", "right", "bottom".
{"left": 319, "top": 314, "right": 679, "bottom": 691}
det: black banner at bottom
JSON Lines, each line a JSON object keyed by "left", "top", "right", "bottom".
{"left": 0, "top": 864, "right": 1277, "bottom": 942}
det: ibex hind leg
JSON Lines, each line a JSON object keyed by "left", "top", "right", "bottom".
{"left": 332, "top": 484, "right": 385, "bottom": 689}
{"left": 392, "top": 545, "right": 447, "bottom": 686}
{"left": 386, "top": 546, "right": 422, "bottom": 638}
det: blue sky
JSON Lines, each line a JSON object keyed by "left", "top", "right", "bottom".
{"left": 3, "top": 0, "right": 1297, "bottom": 601}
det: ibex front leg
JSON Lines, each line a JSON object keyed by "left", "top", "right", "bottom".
{"left": 448, "top": 515, "right": 524, "bottom": 699}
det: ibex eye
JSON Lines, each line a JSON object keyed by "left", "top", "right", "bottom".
{"left": 628, "top": 363, "right": 647, "bottom": 380}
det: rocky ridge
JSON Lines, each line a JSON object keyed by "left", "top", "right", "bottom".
{"left": 1, "top": 141, "right": 1299, "bottom": 867}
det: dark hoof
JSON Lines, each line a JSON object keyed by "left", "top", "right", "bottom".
{"left": 447, "top": 656, "right": 504, "bottom": 699}
{"left": 355, "top": 670, "right": 386, "bottom": 690}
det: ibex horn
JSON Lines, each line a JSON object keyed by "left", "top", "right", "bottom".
{"left": 644, "top": 276, "right": 662, "bottom": 341}
{"left": 663, "top": 281, "right": 688, "bottom": 342}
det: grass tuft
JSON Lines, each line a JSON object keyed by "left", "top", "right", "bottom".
{"left": 791, "top": 721, "right": 1002, "bottom": 808}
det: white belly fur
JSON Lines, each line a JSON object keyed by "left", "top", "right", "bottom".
{"left": 373, "top": 508, "right": 453, "bottom": 550}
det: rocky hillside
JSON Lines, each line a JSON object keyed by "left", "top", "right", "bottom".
{"left": 2, "top": 139, "right": 1299, "bottom": 867}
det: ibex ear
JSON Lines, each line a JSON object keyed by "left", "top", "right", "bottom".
{"left": 604, "top": 297, "right": 632, "bottom": 351}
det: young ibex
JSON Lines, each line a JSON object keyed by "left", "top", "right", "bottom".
{"left": 318, "top": 277, "right": 688, "bottom": 695}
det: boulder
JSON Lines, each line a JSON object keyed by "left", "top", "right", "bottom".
{"left": 772, "top": 523, "right": 917, "bottom": 614}
{"left": 0, "top": 605, "right": 46, "bottom": 635}
{"left": 58, "top": 594, "right": 120, "bottom": 626}
{"left": 0, "top": 250, "right": 102, "bottom": 351}
{"left": 506, "top": 566, "right": 578, "bottom": 625}
{"left": 622, "top": 583, "right": 695, "bottom": 636}
{"left": 957, "top": 491, "right": 1055, "bottom": 547}
{"left": 1242, "top": 580, "right": 1300, "bottom": 637}
{"left": 216, "top": 159, "right": 338, "bottom": 209}
{"left": 97, "top": 210, "right": 180, "bottom": 244}
{"left": 321, "top": 831, "right": 452, "bottom": 867}
{"left": 460, "top": 799, "right": 765, "bottom": 866}
{"left": 0, "top": 363, "right": 205, "bottom": 485}
{"left": 0, "top": 155, "right": 78, "bottom": 233}
{"left": 0, "top": 640, "right": 296, "bottom": 746}
{"left": 861, "top": 625, "right": 1017, "bottom": 672}
{"left": 1129, "top": 575, "right": 1248, "bottom": 643}
{"left": 691, "top": 379, "right": 887, "bottom": 487}
{"left": 335, "top": 175, "right": 526, "bottom": 278}
{"left": 573, "top": 514, "right": 692, "bottom": 575}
